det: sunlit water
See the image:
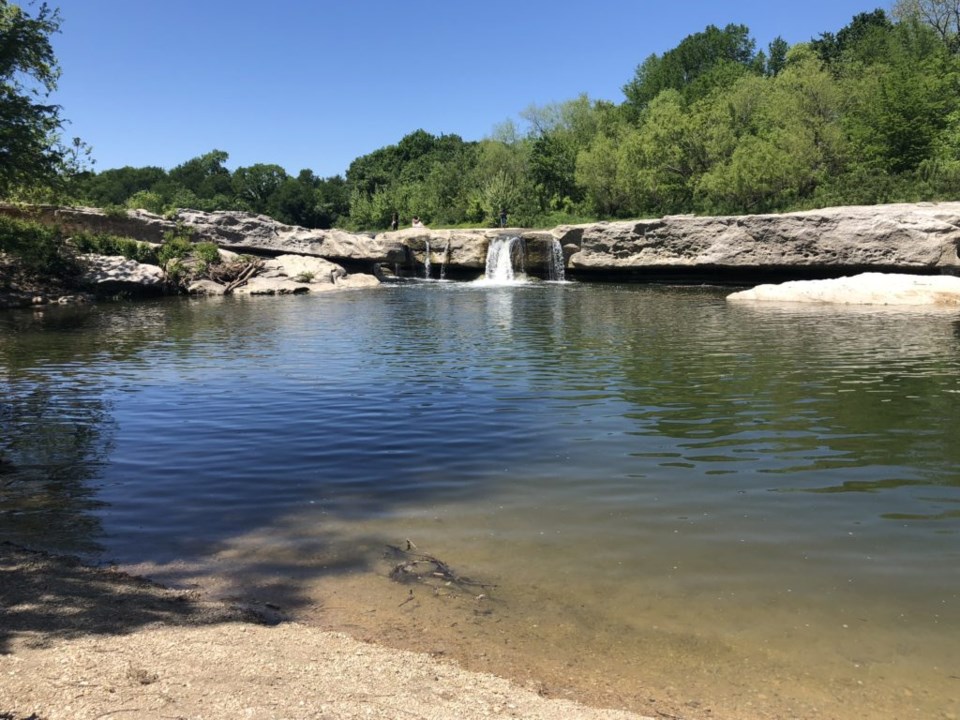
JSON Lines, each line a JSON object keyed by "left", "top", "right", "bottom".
{"left": 2, "top": 283, "right": 958, "bottom": 719}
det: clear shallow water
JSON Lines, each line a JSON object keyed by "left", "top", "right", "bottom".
{"left": 2, "top": 283, "right": 959, "bottom": 719}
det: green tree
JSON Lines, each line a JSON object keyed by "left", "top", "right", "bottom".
{"left": 811, "top": 10, "right": 893, "bottom": 68}
{"left": 576, "top": 128, "right": 630, "bottom": 217}
{"left": 168, "top": 149, "right": 232, "bottom": 202}
{"left": 231, "top": 163, "right": 288, "bottom": 213}
{"left": 617, "top": 90, "right": 708, "bottom": 214}
{"left": 0, "top": 0, "right": 65, "bottom": 196}
{"left": 76, "top": 165, "right": 168, "bottom": 207}
{"left": 766, "top": 36, "right": 790, "bottom": 75}
{"left": 623, "top": 24, "right": 757, "bottom": 111}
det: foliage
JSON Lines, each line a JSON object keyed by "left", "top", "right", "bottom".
{"left": 892, "top": 0, "right": 960, "bottom": 50}
{"left": 69, "top": 231, "right": 159, "bottom": 264}
{"left": 193, "top": 241, "right": 220, "bottom": 264}
{"left": 0, "top": 1, "right": 66, "bottom": 196}
{"left": 157, "top": 229, "right": 194, "bottom": 266}
{"left": 11, "top": 8, "right": 960, "bottom": 231}
{"left": 623, "top": 24, "right": 757, "bottom": 111}
{"left": 0, "top": 214, "right": 78, "bottom": 277}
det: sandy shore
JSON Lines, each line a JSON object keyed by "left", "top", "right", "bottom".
{"left": 0, "top": 543, "right": 652, "bottom": 720}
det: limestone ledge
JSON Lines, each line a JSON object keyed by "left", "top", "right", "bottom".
{"left": 3, "top": 202, "right": 960, "bottom": 281}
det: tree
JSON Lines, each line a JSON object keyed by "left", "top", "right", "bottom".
{"left": 231, "top": 163, "right": 288, "bottom": 213}
{"left": 766, "top": 37, "right": 790, "bottom": 76}
{"left": 168, "top": 149, "right": 232, "bottom": 201}
{"left": 893, "top": 0, "right": 960, "bottom": 50}
{"left": 811, "top": 10, "right": 893, "bottom": 68}
{"left": 76, "top": 165, "right": 167, "bottom": 207}
{"left": 623, "top": 24, "right": 757, "bottom": 111}
{"left": 0, "top": 1, "right": 65, "bottom": 196}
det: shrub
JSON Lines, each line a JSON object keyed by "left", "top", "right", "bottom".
{"left": 193, "top": 242, "right": 220, "bottom": 264}
{"left": 70, "top": 231, "right": 159, "bottom": 264}
{"left": 102, "top": 204, "right": 129, "bottom": 219}
{"left": 125, "top": 190, "right": 168, "bottom": 215}
{"left": 157, "top": 235, "right": 193, "bottom": 266}
{"left": 0, "top": 215, "right": 80, "bottom": 278}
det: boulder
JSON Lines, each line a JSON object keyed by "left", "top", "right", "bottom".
{"left": 187, "top": 279, "right": 226, "bottom": 296}
{"left": 726, "top": 272, "right": 960, "bottom": 306}
{"left": 334, "top": 273, "right": 380, "bottom": 289}
{"left": 80, "top": 254, "right": 166, "bottom": 295}
{"left": 260, "top": 255, "right": 345, "bottom": 284}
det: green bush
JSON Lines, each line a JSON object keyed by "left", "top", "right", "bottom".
{"left": 157, "top": 236, "right": 193, "bottom": 266}
{"left": 125, "top": 190, "right": 168, "bottom": 215}
{"left": 102, "top": 204, "right": 129, "bottom": 219}
{"left": 0, "top": 215, "right": 80, "bottom": 277}
{"left": 70, "top": 231, "right": 159, "bottom": 264}
{"left": 193, "top": 242, "right": 220, "bottom": 264}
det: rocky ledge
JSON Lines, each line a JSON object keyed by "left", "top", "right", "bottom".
{"left": 3, "top": 202, "right": 959, "bottom": 288}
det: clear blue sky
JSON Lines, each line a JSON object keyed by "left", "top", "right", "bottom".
{"left": 48, "top": 0, "right": 886, "bottom": 178}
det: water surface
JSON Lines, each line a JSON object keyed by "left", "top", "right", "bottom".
{"left": 2, "top": 283, "right": 958, "bottom": 719}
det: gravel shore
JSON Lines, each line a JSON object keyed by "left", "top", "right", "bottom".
{"left": 0, "top": 543, "right": 651, "bottom": 720}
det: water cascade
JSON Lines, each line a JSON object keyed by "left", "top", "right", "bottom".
{"left": 423, "top": 239, "right": 431, "bottom": 279}
{"left": 547, "top": 238, "right": 565, "bottom": 282}
{"left": 484, "top": 236, "right": 526, "bottom": 283}
{"left": 439, "top": 239, "right": 451, "bottom": 281}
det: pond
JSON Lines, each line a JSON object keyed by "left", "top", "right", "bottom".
{"left": 2, "top": 281, "right": 958, "bottom": 719}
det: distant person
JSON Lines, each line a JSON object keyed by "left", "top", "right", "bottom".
{"left": 499, "top": 207, "right": 507, "bottom": 228}
{"left": 412, "top": 217, "right": 424, "bottom": 228}
{"left": 390, "top": 212, "right": 398, "bottom": 231}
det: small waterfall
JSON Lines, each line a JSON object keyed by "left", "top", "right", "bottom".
{"left": 423, "top": 239, "right": 431, "bottom": 279}
{"left": 439, "top": 239, "right": 451, "bottom": 281}
{"left": 484, "top": 236, "right": 526, "bottom": 283}
{"left": 547, "top": 238, "right": 565, "bottom": 282}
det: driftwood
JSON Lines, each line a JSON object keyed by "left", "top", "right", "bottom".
{"left": 221, "top": 259, "right": 264, "bottom": 294}
{"left": 202, "top": 258, "right": 264, "bottom": 294}
{"left": 384, "top": 542, "right": 496, "bottom": 594}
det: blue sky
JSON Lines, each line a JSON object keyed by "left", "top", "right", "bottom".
{"left": 48, "top": 0, "right": 885, "bottom": 178}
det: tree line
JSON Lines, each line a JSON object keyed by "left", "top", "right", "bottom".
{"left": 4, "top": 1, "right": 960, "bottom": 231}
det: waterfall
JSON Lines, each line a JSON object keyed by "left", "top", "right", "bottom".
{"left": 439, "top": 239, "right": 451, "bottom": 281}
{"left": 547, "top": 238, "right": 565, "bottom": 282}
{"left": 423, "top": 239, "right": 431, "bottom": 279}
{"left": 483, "top": 236, "right": 527, "bottom": 283}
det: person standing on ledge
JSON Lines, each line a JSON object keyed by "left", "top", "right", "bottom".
{"left": 390, "top": 212, "right": 398, "bottom": 231}
{"left": 499, "top": 207, "right": 507, "bottom": 228}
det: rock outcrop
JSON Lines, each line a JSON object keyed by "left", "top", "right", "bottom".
{"left": 174, "top": 209, "right": 405, "bottom": 265}
{"left": 726, "top": 272, "right": 960, "bottom": 306}
{"left": 376, "top": 204, "right": 960, "bottom": 279}
{"left": 4, "top": 202, "right": 960, "bottom": 282}
{"left": 560, "top": 203, "right": 960, "bottom": 277}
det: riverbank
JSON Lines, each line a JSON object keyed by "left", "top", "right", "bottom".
{"left": 0, "top": 543, "right": 651, "bottom": 720}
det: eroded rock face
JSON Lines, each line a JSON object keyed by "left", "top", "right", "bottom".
{"left": 727, "top": 272, "right": 960, "bottom": 306}
{"left": 563, "top": 203, "right": 960, "bottom": 274}
{"left": 174, "top": 210, "right": 406, "bottom": 264}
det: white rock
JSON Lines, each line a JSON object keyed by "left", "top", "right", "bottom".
{"left": 727, "top": 272, "right": 960, "bottom": 306}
